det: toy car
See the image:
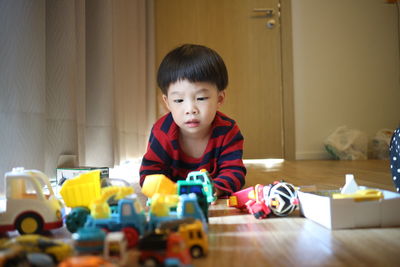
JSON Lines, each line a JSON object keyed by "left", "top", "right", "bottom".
{"left": 0, "top": 234, "right": 73, "bottom": 263}
{"left": 0, "top": 168, "right": 64, "bottom": 235}
{"left": 0, "top": 244, "right": 30, "bottom": 266}
{"left": 186, "top": 169, "right": 216, "bottom": 203}
{"left": 58, "top": 255, "right": 117, "bottom": 267}
{"left": 138, "top": 232, "right": 191, "bottom": 267}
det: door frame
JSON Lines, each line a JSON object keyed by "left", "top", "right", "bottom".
{"left": 148, "top": 0, "right": 295, "bottom": 160}
{"left": 280, "top": 0, "right": 295, "bottom": 160}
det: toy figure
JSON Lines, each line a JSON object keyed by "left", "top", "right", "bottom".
{"left": 228, "top": 181, "right": 299, "bottom": 219}
{"left": 245, "top": 184, "right": 271, "bottom": 219}
{"left": 139, "top": 44, "right": 246, "bottom": 197}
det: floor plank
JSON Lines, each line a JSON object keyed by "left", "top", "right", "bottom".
{"left": 245, "top": 159, "right": 394, "bottom": 191}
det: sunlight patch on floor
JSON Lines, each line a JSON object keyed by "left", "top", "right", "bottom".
{"left": 243, "top": 158, "right": 284, "bottom": 169}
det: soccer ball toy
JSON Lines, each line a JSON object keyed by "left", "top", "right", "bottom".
{"left": 264, "top": 181, "right": 299, "bottom": 216}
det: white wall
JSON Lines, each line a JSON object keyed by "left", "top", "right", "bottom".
{"left": 292, "top": 0, "right": 400, "bottom": 159}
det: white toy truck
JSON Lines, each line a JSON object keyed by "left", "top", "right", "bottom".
{"left": 0, "top": 167, "right": 64, "bottom": 235}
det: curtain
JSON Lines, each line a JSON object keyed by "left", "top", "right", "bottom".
{"left": 0, "top": 0, "right": 155, "bottom": 195}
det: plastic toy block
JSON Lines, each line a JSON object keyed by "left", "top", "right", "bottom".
{"left": 332, "top": 189, "right": 383, "bottom": 201}
{"left": 142, "top": 174, "right": 177, "bottom": 198}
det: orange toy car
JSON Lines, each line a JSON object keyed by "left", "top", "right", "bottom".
{"left": 58, "top": 255, "right": 117, "bottom": 267}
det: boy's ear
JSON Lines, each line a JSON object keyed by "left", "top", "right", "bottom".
{"left": 217, "top": 90, "right": 226, "bottom": 107}
{"left": 162, "top": 94, "right": 171, "bottom": 111}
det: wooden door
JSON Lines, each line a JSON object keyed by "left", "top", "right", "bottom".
{"left": 155, "top": 0, "right": 284, "bottom": 159}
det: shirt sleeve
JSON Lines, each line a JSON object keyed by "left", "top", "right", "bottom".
{"left": 139, "top": 128, "right": 172, "bottom": 187}
{"left": 213, "top": 123, "right": 246, "bottom": 194}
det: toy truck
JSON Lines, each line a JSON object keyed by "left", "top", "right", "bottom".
{"left": 84, "top": 195, "right": 147, "bottom": 248}
{"left": 186, "top": 169, "right": 216, "bottom": 203}
{"left": 0, "top": 168, "right": 64, "bottom": 235}
{"left": 60, "top": 171, "right": 134, "bottom": 233}
{"left": 138, "top": 232, "right": 191, "bottom": 266}
{"left": 177, "top": 181, "right": 209, "bottom": 222}
{"left": 59, "top": 170, "right": 102, "bottom": 233}
{"left": 158, "top": 219, "right": 208, "bottom": 258}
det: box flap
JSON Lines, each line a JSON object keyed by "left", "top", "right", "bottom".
{"left": 299, "top": 191, "right": 333, "bottom": 229}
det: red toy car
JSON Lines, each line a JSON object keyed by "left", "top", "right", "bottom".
{"left": 138, "top": 232, "right": 191, "bottom": 266}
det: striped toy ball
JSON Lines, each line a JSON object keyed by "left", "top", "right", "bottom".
{"left": 265, "top": 181, "right": 299, "bottom": 216}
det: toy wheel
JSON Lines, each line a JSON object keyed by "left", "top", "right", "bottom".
{"left": 16, "top": 213, "right": 44, "bottom": 234}
{"left": 123, "top": 227, "right": 139, "bottom": 248}
{"left": 190, "top": 245, "right": 204, "bottom": 258}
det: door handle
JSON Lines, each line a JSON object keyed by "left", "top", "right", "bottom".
{"left": 253, "top": 8, "right": 274, "bottom": 17}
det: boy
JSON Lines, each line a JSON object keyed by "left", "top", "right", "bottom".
{"left": 139, "top": 44, "right": 246, "bottom": 197}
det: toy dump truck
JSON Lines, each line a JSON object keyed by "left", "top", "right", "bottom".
{"left": 60, "top": 171, "right": 135, "bottom": 233}
{"left": 59, "top": 171, "right": 102, "bottom": 233}
{"left": 0, "top": 168, "right": 64, "bottom": 235}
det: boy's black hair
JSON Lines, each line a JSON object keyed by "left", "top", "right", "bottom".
{"left": 157, "top": 44, "right": 228, "bottom": 94}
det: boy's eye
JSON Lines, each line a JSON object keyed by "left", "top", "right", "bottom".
{"left": 173, "top": 99, "right": 183, "bottom": 103}
{"left": 197, "top": 97, "right": 209, "bottom": 101}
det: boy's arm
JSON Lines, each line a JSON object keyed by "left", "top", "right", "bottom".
{"left": 213, "top": 124, "right": 246, "bottom": 195}
{"left": 139, "top": 130, "right": 172, "bottom": 186}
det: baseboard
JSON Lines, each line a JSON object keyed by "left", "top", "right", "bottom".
{"left": 296, "top": 151, "right": 332, "bottom": 160}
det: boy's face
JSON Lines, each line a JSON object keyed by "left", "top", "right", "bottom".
{"left": 162, "top": 79, "right": 225, "bottom": 138}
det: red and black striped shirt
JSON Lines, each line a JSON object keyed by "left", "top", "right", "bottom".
{"left": 139, "top": 111, "right": 246, "bottom": 194}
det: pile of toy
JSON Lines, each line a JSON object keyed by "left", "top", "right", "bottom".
{"left": 0, "top": 167, "right": 300, "bottom": 267}
{"left": 0, "top": 167, "right": 214, "bottom": 267}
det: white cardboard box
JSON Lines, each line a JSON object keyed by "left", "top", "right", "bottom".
{"left": 298, "top": 180, "right": 400, "bottom": 230}
{"left": 56, "top": 167, "right": 109, "bottom": 186}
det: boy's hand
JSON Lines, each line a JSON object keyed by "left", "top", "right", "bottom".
{"left": 212, "top": 187, "right": 224, "bottom": 205}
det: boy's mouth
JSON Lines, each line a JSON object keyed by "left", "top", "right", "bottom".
{"left": 185, "top": 119, "right": 200, "bottom": 128}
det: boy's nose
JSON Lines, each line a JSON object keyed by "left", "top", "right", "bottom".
{"left": 185, "top": 103, "right": 199, "bottom": 115}
{"left": 186, "top": 109, "right": 198, "bottom": 115}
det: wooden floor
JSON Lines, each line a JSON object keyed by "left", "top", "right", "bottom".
{"left": 4, "top": 160, "right": 398, "bottom": 267}
{"left": 193, "top": 160, "right": 400, "bottom": 267}
{"left": 245, "top": 159, "right": 395, "bottom": 191}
